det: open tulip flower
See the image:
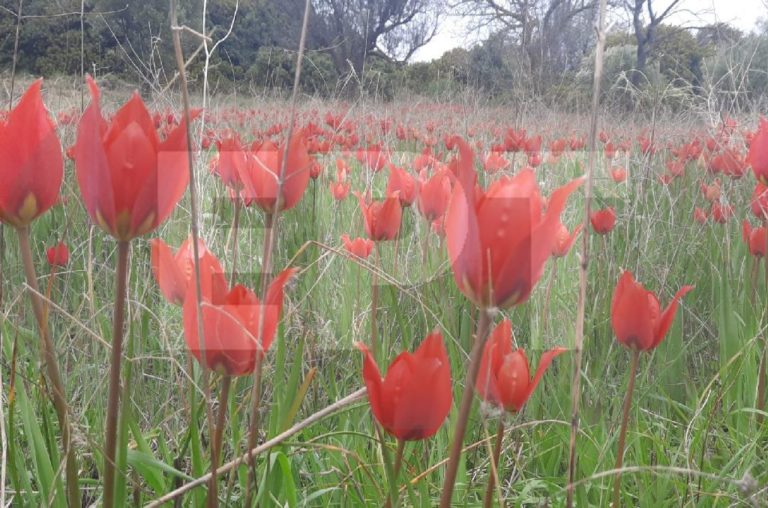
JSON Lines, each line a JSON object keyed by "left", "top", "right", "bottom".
{"left": 386, "top": 164, "right": 418, "bottom": 207}
{"left": 74, "top": 76, "right": 196, "bottom": 241}
{"left": 356, "top": 332, "right": 452, "bottom": 441}
{"left": 446, "top": 167, "right": 583, "bottom": 308}
{"left": 239, "top": 133, "right": 312, "bottom": 213}
{"left": 475, "top": 319, "right": 566, "bottom": 412}
{"left": 150, "top": 237, "right": 228, "bottom": 305}
{"left": 552, "top": 223, "right": 583, "bottom": 258}
{"left": 341, "top": 234, "right": 374, "bottom": 259}
{"left": 0, "top": 79, "right": 63, "bottom": 227}
{"left": 183, "top": 263, "right": 297, "bottom": 376}
{"left": 611, "top": 271, "right": 693, "bottom": 351}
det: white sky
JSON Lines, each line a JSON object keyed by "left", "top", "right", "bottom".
{"left": 412, "top": 0, "right": 768, "bottom": 62}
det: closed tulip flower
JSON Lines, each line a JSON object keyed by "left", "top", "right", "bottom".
{"left": 74, "top": 76, "right": 196, "bottom": 240}
{"left": 475, "top": 319, "right": 566, "bottom": 412}
{"left": 46, "top": 241, "right": 69, "bottom": 267}
{"left": 590, "top": 207, "right": 616, "bottom": 234}
{"left": 239, "top": 134, "right": 312, "bottom": 213}
{"left": 0, "top": 79, "right": 63, "bottom": 227}
{"left": 356, "top": 332, "right": 452, "bottom": 441}
{"left": 417, "top": 168, "right": 452, "bottom": 222}
{"left": 742, "top": 221, "right": 767, "bottom": 258}
{"left": 386, "top": 165, "right": 418, "bottom": 207}
{"left": 356, "top": 191, "right": 402, "bottom": 241}
{"left": 748, "top": 117, "right": 768, "bottom": 184}
{"left": 611, "top": 271, "right": 693, "bottom": 351}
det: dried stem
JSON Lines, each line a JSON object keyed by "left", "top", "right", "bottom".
{"left": 483, "top": 419, "right": 505, "bottom": 508}
{"left": 565, "top": 0, "right": 608, "bottom": 506}
{"left": 16, "top": 226, "right": 79, "bottom": 507}
{"left": 207, "top": 375, "right": 231, "bottom": 508}
{"left": 439, "top": 308, "right": 492, "bottom": 507}
{"left": 612, "top": 348, "right": 640, "bottom": 508}
{"left": 145, "top": 387, "right": 366, "bottom": 508}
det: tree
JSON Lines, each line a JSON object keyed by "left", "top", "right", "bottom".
{"left": 624, "top": 0, "right": 682, "bottom": 85}
{"left": 452, "top": 0, "right": 597, "bottom": 90}
{"left": 311, "top": 0, "right": 443, "bottom": 75}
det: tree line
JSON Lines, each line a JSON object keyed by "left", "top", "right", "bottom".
{"left": 0, "top": 0, "right": 766, "bottom": 110}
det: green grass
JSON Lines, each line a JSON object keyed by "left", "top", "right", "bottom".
{"left": 1, "top": 98, "right": 766, "bottom": 506}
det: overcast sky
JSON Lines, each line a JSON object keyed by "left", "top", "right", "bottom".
{"left": 412, "top": 0, "right": 768, "bottom": 62}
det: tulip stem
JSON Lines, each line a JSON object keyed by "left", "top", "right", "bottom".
{"left": 17, "top": 226, "right": 80, "bottom": 508}
{"left": 103, "top": 240, "right": 129, "bottom": 508}
{"left": 228, "top": 199, "right": 241, "bottom": 287}
{"left": 566, "top": 1, "right": 608, "bottom": 505}
{"left": 612, "top": 348, "right": 640, "bottom": 508}
{"left": 439, "top": 308, "right": 492, "bottom": 508}
{"left": 385, "top": 439, "right": 406, "bottom": 508}
{"left": 371, "top": 244, "right": 381, "bottom": 357}
{"left": 759, "top": 218, "right": 768, "bottom": 423}
{"left": 207, "top": 375, "right": 231, "bottom": 508}
{"left": 483, "top": 419, "right": 505, "bottom": 508}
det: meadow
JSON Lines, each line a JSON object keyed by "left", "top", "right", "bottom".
{"left": 0, "top": 72, "right": 767, "bottom": 508}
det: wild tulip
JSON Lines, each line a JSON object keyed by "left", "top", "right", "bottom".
{"left": 742, "top": 221, "right": 767, "bottom": 258}
{"left": 386, "top": 165, "right": 418, "bottom": 207}
{"left": 610, "top": 166, "right": 627, "bottom": 183}
{"left": 552, "top": 223, "right": 583, "bottom": 258}
{"left": 341, "top": 234, "right": 374, "bottom": 259}
{"left": 46, "top": 241, "right": 69, "bottom": 267}
{"left": 355, "top": 191, "right": 402, "bottom": 241}
{"left": 747, "top": 117, "right": 768, "bottom": 184}
{"left": 213, "top": 135, "right": 247, "bottom": 189}
{"left": 356, "top": 331, "right": 452, "bottom": 441}
{"left": 751, "top": 183, "right": 768, "bottom": 220}
{"left": 590, "top": 207, "right": 616, "bottom": 234}
{"left": 484, "top": 151, "right": 510, "bottom": 173}
{"left": 475, "top": 319, "right": 566, "bottom": 412}
{"left": 0, "top": 79, "right": 63, "bottom": 227}
{"left": 239, "top": 134, "right": 312, "bottom": 213}
{"left": 183, "top": 264, "right": 296, "bottom": 376}
{"left": 74, "top": 76, "right": 196, "bottom": 240}
{"left": 417, "top": 168, "right": 452, "bottom": 222}
{"left": 693, "top": 207, "right": 708, "bottom": 225}
{"left": 446, "top": 167, "right": 583, "bottom": 308}
{"left": 611, "top": 271, "right": 693, "bottom": 352}
{"left": 150, "top": 237, "right": 228, "bottom": 306}
{"left": 711, "top": 202, "right": 734, "bottom": 224}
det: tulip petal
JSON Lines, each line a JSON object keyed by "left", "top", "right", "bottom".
{"left": 611, "top": 271, "right": 656, "bottom": 350}
{"left": 150, "top": 238, "right": 187, "bottom": 305}
{"left": 524, "top": 347, "right": 568, "bottom": 406}
{"left": 446, "top": 184, "right": 482, "bottom": 304}
{"left": 651, "top": 285, "right": 694, "bottom": 349}
{"left": 356, "top": 342, "right": 392, "bottom": 432}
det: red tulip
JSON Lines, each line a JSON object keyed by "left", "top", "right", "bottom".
{"left": 46, "top": 241, "right": 69, "bottom": 267}
{"left": 213, "top": 135, "right": 247, "bottom": 189}
{"left": 239, "top": 134, "right": 312, "bottom": 213}
{"left": 751, "top": 183, "right": 768, "bottom": 221}
{"left": 475, "top": 319, "right": 566, "bottom": 412}
{"left": 590, "top": 207, "right": 616, "bottom": 234}
{"left": 417, "top": 168, "right": 452, "bottom": 222}
{"left": 0, "top": 79, "right": 63, "bottom": 227}
{"left": 356, "top": 332, "right": 452, "bottom": 441}
{"left": 552, "top": 223, "right": 583, "bottom": 258}
{"left": 484, "top": 151, "right": 510, "bottom": 173}
{"left": 693, "top": 207, "right": 708, "bottom": 225}
{"left": 341, "top": 234, "right": 374, "bottom": 259}
{"left": 446, "top": 168, "right": 583, "bottom": 308}
{"left": 742, "top": 220, "right": 767, "bottom": 258}
{"left": 386, "top": 165, "right": 418, "bottom": 207}
{"left": 150, "top": 237, "right": 228, "bottom": 306}
{"left": 611, "top": 271, "right": 693, "bottom": 351}
{"left": 74, "top": 76, "right": 195, "bottom": 240}
{"left": 356, "top": 191, "right": 402, "bottom": 241}
{"left": 747, "top": 117, "right": 768, "bottom": 184}
{"left": 610, "top": 167, "right": 627, "bottom": 183}
{"left": 183, "top": 265, "right": 296, "bottom": 376}
{"left": 711, "top": 202, "right": 733, "bottom": 224}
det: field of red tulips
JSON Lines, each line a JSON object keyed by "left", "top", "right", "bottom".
{"left": 1, "top": 75, "right": 767, "bottom": 507}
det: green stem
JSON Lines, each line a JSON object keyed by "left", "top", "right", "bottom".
{"left": 103, "top": 240, "right": 130, "bottom": 508}
{"left": 385, "top": 439, "right": 406, "bottom": 508}
{"left": 612, "top": 348, "right": 640, "bottom": 508}
{"left": 17, "top": 226, "right": 80, "bottom": 508}
{"left": 439, "top": 308, "right": 492, "bottom": 507}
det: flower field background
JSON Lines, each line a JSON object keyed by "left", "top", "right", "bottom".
{"left": 1, "top": 4, "right": 768, "bottom": 507}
